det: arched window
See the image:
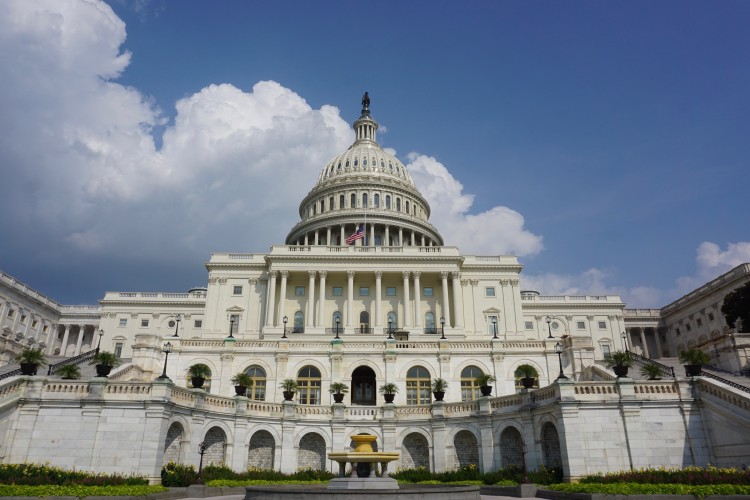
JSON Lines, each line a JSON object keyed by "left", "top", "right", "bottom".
{"left": 245, "top": 366, "right": 267, "bottom": 401}
{"left": 362, "top": 193, "right": 369, "bottom": 208}
{"left": 319, "top": 200, "right": 324, "bottom": 213}
{"left": 514, "top": 366, "right": 540, "bottom": 391}
{"left": 339, "top": 195, "right": 344, "bottom": 209}
{"left": 460, "top": 366, "right": 483, "bottom": 401}
{"left": 425, "top": 312, "right": 436, "bottom": 334}
{"left": 387, "top": 311, "right": 398, "bottom": 331}
{"left": 337, "top": 162, "right": 342, "bottom": 172}
{"left": 297, "top": 366, "right": 321, "bottom": 405}
{"left": 374, "top": 194, "right": 380, "bottom": 208}
{"left": 405, "top": 200, "right": 410, "bottom": 213}
{"left": 329, "top": 197, "right": 333, "bottom": 211}
{"left": 332, "top": 311, "right": 343, "bottom": 333}
{"left": 406, "top": 366, "right": 431, "bottom": 405}
{"left": 385, "top": 195, "right": 391, "bottom": 209}
{"left": 293, "top": 311, "right": 304, "bottom": 333}
{"left": 396, "top": 198, "right": 401, "bottom": 211}
{"left": 350, "top": 193, "right": 356, "bottom": 208}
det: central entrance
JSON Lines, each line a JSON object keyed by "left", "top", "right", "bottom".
{"left": 351, "top": 366, "right": 376, "bottom": 406}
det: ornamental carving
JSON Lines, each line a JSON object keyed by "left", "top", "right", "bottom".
{"left": 384, "top": 353, "right": 397, "bottom": 362}
{"left": 492, "top": 354, "right": 505, "bottom": 362}
{"left": 374, "top": 271, "right": 382, "bottom": 279}
{"left": 452, "top": 272, "right": 461, "bottom": 280}
{"left": 130, "top": 313, "right": 138, "bottom": 319}
{"left": 152, "top": 313, "right": 160, "bottom": 319}
{"left": 509, "top": 279, "right": 519, "bottom": 286}
{"left": 184, "top": 314, "right": 192, "bottom": 319}
{"left": 208, "top": 277, "right": 218, "bottom": 284}
{"left": 413, "top": 271, "right": 421, "bottom": 279}
{"left": 439, "top": 354, "right": 450, "bottom": 363}
{"left": 330, "top": 354, "right": 343, "bottom": 363}
{"left": 221, "top": 354, "right": 234, "bottom": 362}
{"left": 402, "top": 271, "right": 410, "bottom": 279}
{"left": 500, "top": 279, "right": 510, "bottom": 285}
{"left": 319, "top": 271, "right": 327, "bottom": 279}
{"left": 470, "top": 280, "right": 479, "bottom": 286}
{"left": 275, "top": 353, "right": 288, "bottom": 362}
{"left": 461, "top": 280, "right": 469, "bottom": 286}
{"left": 440, "top": 271, "right": 450, "bottom": 279}
{"left": 248, "top": 278, "right": 258, "bottom": 285}
{"left": 218, "top": 278, "right": 228, "bottom": 284}
{"left": 280, "top": 271, "right": 288, "bottom": 279}
{"left": 309, "top": 270, "right": 317, "bottom": 278}
{"left": 348, "top": 270, "right": 356, "bottom": 279}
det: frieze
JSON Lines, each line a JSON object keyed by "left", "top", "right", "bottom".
{"left": 221, "top": 354, "right": 234, "bottom": 362}
{"left": 439, "top": 354, "right": 450, "bottom": 363}
{"left": 275, "top": 353, "right": 288, "bottom": 362}
{"left": 384, "top": 353, "right": 397, "bottom": 362}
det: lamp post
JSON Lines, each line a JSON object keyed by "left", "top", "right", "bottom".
{"left": 555, "top": 342, "right": 568, "bottom": 380}
{"left": 492, "top": 317, "right": 498, "bottom": 340}
{"left": 546, "top": 316, "right": 554, "bottom": 339}
{"left": 621, "top": 331, "right": 629, "bottom": 351}
{"left": 335, "top": 317, "right": 340, "bottom": 339}
{"left": 196, "top": 441, "right": 207, "bottom": 484}
{"left": 440, "top": 316, "right": 446, "bottom": 340}
{"left": 228, "top": 316, "right": 235, "bottom": 339}
{"left": 96, "top": 329, "right": 104, "bottom": 353}
{"left": 172, "top": 314, "right": 182, "bottom": 337}
{"left": 282, "top": 315, "right": 288, "bottom": 339}
{"left": 521, "top": 442, "right": 530, "bottom": 483}
{"left": 387, "top": 318, "right": 393, "bottom": 340}
{"left": 157, "top": 342, "right": 172, "bottom": 380}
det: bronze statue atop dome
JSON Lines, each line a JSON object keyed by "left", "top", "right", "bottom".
{"left": 361, "top": 91, "right": 370, "bottom": 116}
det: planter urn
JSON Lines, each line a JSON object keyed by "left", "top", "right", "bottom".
{"left": 20, "top": 363, "right": 37, "bottom": 376}
{"left": 95, "top": 364, "right": 112, "bottom": 377}
{"left": 613, "top": 365, "right": 629, "bottom": 378}
{"left": 480, "top": 385, "right": 493, "bottom": 397}
{"left": 383, "top": 393, "right": 395, "bottom": 403}
{"left": 333, "top": 393, "right": 345, "bottom": 403}
{"left": 191, "top": 376, "right": 205, "bottom": 388}
{"left": 234, "top": 385, "right": 247, "bottom": 396}
{"left": 432, "top": 391, "right": 445, "bottom": 402}
{"left": 685, "top": 364, "right": 703, "bottom": 377}
{"left": 282, "top": 390, "right": 295, "bottom": 401}
{"left": 521, "top": 377, "right": 536, "bottom": 389}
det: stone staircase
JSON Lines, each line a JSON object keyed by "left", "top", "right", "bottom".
{"left": 0, "top": 352, "right": 132, "bottom": 380}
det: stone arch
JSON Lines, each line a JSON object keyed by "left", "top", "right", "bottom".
{"left": 344, "top": 359, "right": 384, "bottom": 379}
{"left": 287, "top": 359, "right": 330, "bottom": 381}
{"left": 248, "top": 430, "right": 275, "bottom": 469}
{"left": 401, "top": 432, "right": 430, "bottom": 469}
{"left": 162, "top": 422, "right": 184, "bottom": 465}
{"left": 398, "top": 360, "right": 438, "bottom": 379}
{"left": 204, "top": 426, "right": 227, "bottom": 466}
{"left": 541, "top": 422, "right": 561, "bottom": 468}
{"left": 452, "top": 430, "right": 479, "bottom": 469}
{"left": 499, "top": 426, "right": 524, "bottom": 468}
{"left": 297, "top": 432, "right": 326, "bottom": 471}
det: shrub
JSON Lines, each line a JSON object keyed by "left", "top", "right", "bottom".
{"left": 0, "top": 484, "right": 167, "bottom": 496}
{"left": 474, "top": 373, "right": 496, "bottom": 386}
{"left": 160, "top": 463, "right": 335, "bottom": 487}
{"left": 639, "top": 363, "right": 663, "bottom": 380}
{"left": 55, "top": 364, "right": 81, "bottom": 379}
{"left": 231, "top": 372, "right": 253, "bottom": 387}
{"left": 90, "top": 351, "right": 121, "bottom": 368}
{"left": 160, "top": 462, "right": 198, "bottom": 487}
{"left": 0, "top": 463, "right": 148, "bottom": 486}
{"left": 15, "top": 348, "right": 47, "bottom": 367}
{"left": 431, "top": 378, "right": 449, "bottom": 392}
{"left": 578, "top": 465, "right": 750, "bottom": 485}
{"left": 515, "top": 364, "right": 539, "bottom": 378}
{"left": 379, "top": 383, "right": 398, "bottom": 394}
{"left": 328, "top": 382, "right": 349, "bottom": 394}
{"left": 679, "top": 348, "right": 711, "bottom": 366}
{"left": 547, "top": 482, "right": 750, "bottom": 496}
{"left": 187, "top": 363, "right": 211, "bottom": 378}
{"left": 604, "top": 350, "right": 632, "bottom": 368}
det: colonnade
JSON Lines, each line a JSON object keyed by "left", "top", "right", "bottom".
{"left": 625, "top": 326, "right": 664, "bottom": 359}
{"left": 293, "top": 222, "right": 439, "bottom": 248}
{"left": 263, "top": 270, "right": 464, "bottom": 332}
{"left": 0, "top": 301, "right": 58, "bottom": 352}
{"left": 54, "top": 324, "right": 98, "bottom": 356}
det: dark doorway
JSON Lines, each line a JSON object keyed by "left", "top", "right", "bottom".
{"left": 351, "top": 366, "right": 376, "bottom": 406}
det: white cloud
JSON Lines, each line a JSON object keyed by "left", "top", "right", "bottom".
{"left": 406, "top": 153, "right": 543, "bottom": 256}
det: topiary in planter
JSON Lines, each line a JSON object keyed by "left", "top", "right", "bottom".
{"left": 187, "top": 363, "right": 211, "bottom": 388}
{"left": 679, "top": 348, "right": 710, "bottom": 376}
{"left": 475, "top": 373, "right": 496, "bottom": 396}
{"left": 379, "top": 382, "right": 398, "bottom": 403}
{"left": 16, "top": 348, "right": 47, "bottom": 376}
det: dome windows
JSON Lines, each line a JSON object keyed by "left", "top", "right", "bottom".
{"left": 385, "top": 195, "right": 391, "bottom": 209}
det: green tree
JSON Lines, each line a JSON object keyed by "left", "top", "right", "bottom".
{"left": 721, "top": 281, "right": 750, "bottom": 332}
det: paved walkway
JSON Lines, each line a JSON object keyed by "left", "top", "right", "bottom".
{"left": 175, "top": 494, "right": 534, "bottom": 500}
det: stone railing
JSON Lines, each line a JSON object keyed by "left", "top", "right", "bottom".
{"left": 695, "top": 378, "right": 750, "bottom": 412}
{"left": 345, "top": 407, "right": 381, "bottom": 419}
{"left": 395, "top": 405, "right": 432, "bottom": 417}
{"left": 443, "top": 401, "right": 479, "bottom": 415}
{"left": 295, "top": 406, "right": 332, "bottom": 417}
{"left": 632, "top": 381, "right": 678, "bottom": 396}
{"left": 246, "top": 401, "right": 284, "bottom": 416}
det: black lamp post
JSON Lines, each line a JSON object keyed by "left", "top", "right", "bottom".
{"left": 335, "top": 317, "right": 341, "bottom": 339}
{"left": 521, "top": 442, "right": 530, "bottom": 483}
{"left": 555, "top": 342, "right": 568, "bottom": 380}
{"left": 440, "top": 316, "right": 446, "bottom": 339}
{"left": 228, "top": 316, "right": 235, "bottom": 339}
{"left": 387, "top": 318, "right": 393, "bottom": 340}
{"left": 282, "top": 315, "right": 288, "bottom": 339}
{"left": 621, "top": 331, "right": 629, "bottom": 351}
{"left": 546, "top": 316, "right": 554, "bottom": 339}
{"left": 157, "top": 342, "right": 172, "bottom": 380}
{"left": 196, "top": 441, "right": 207, "bottom": 484}
{"left": 96, "top": 329, "right": 104, "bottom": 353}
{"left": 492, "top": 317, "right": 498, "bottom": 340}
{"left": 172, "top": 314, "right": 181, "bottom": 337}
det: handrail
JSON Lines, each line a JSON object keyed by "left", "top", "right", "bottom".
{"left": 47, "top": 348, "right": 98, "bottom": 376}
{"left": 0, "top": 368, "right": 23, "bottom": 381}
{"left": 627, "top": 350, "right": 676, "bottom": 378}
{"left": 699, "top": 370, "right": 750, "bottom": 394}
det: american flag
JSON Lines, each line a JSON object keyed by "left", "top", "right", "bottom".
{"left": 345, "top": 224, "right": 364, "bottom": 244}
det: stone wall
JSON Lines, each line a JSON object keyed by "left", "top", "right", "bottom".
{"left": 248, "top": 430, "right": 275, "bottom": 469}
{"left": 297, "top": 432, "right": 325, "bottom": 470}
{"left": 162, "top": 423, "right": 182, "bottom": 465}
{"left": 401, "top": 432, "right": 429, "bottom": 469}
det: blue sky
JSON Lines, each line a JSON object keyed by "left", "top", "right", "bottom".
{"left": 1, "top": 0, "right": 748, "bottom": 307}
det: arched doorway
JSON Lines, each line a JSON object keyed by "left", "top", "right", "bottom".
{"left": 248, "top": 430, "right": 275, "bottom": 469}
{"left": 162, "top": 422, "right": 183, "bottom": 465}
{"left": 298, "top": 432, "right": 326, "bottom": 470}
{"left": 401, "top": 432, "right": 429, "bottom": 469}
{"left": 541, "top": 422, "right": 562, "bottom": 468}
{"left": 351, "top": 366, "right": 376, "bottom": 405}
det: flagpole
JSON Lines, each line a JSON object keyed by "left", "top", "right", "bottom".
{"left": 363, "top": 201, "right": 367, "bottom": 246}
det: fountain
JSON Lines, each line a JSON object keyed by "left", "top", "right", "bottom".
{"left": 327, "top": 434, "right": 400, "bottom": 489}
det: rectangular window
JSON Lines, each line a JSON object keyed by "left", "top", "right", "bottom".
{"left": 359, "top": 287, "right": 369, "bottom": 296}
{"left": 32, "top": 319, "right": 38, "bottom": 328}
{"left": 194, "top": 319, "right": 203, "bottom": 328}
{"left": 485, "top": 287, "right": 496, "bottom": 297}
{"left": 332, "top": 286, "right": 343, "bottom": 296}
{"left": 524, "top": 321, "right": 533, "bottom": 330}
{"left": 602, "top": 344, "right": 611, "bottom": 357}
{"left": 233, "top": 285, "right": 243, "bottom": 295}
{"left": 386, "top": 287, "right": 397, "bottom": 296}
{"left": 230, "top": 314, "right": 239, "bottom": 334}
{"left": 6, "top": 309, "right": 13, "bottom": 318}
{"left": 295, "top": 286, "right": 305, "bottom": 296}
{"left": 488, "top": 316, "right": 498, "bottom": 335}
{"left": 114, "top": 342, "right": 123, "bottom": 358}
{"left": 686, "top": 323, "right": 691, "bottom": 331}
{"left": 675, "top": 328, "right": 681, "bottom": 336}
{"left": 577, "top": 321, "right": 585, "bottom": 330}
{"left": 43, "top": 325, "right": 48, "bottom": 333}
{"left": 708, "top": 312, "right": 715, "bottom": 321}
{"left": 141, "top": 319, "right": 149, "bottom": 327}
{"left": 119, "top": 318, "right": 127, "bottom": 327}
{"left": 696, "top": 318, "right": 703, "bottom": 327}
{"left": 20, "top": 315, "right": 27, "bottom": 324}
{"left": 423, "top": 287, "right": 433, "bottom": 297}
{"left": 598, "top": 321, "right": 606, "bottom": 329}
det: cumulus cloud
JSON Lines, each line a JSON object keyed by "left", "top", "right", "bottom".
{"left": 406, "top": 153, "right": 543, "bottom": 256}
{"left": 521, "top": 241, "right": 750, "bottom": 308}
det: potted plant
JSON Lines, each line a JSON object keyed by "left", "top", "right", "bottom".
{"left": 90, "top": 350, "right": 121, "bottom": 378}
{"left": 56, "top": 364, "right": 81, "bottom": 380}
{"left": 329, "top": 382, "right": 349, "bottom": 403}
{"left": 516, "top": 364, "right": 539, "bottom": 389}
{"left": 431, "top": 378, "right": 448, "bottom": 402}
{"left": 280, "top": 379, "right": 298, "bottom": 401}
{"left": 604, "top": 350, "right": 633, "bottom": 378}
{"left": 639, "top": 363, "right": 663, "bottom": 380}
{"left": 231, "top": 372, "right": 253, "bottom": 396}
{"left": 187, "top": 363, "right": 211, "bottom": 388}
{"left": 679, "top": 348, "right": 710, "bottom": 377}
{"left": 379, "top": 382, "right": 399, "bottom": 403}
{"left": 475, "top": 373, "right": 496, "bottom": 397}
{"left": 16, "top": 348, "right": 47, "bottom": 376}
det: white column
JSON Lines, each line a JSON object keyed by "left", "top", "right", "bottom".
{"left": 304, "top": 233, "right": 309, "bottom": 245}
{"left": 314, "top": 230, "right": 319, "bottom": 246}
{"left": 402, "top": 271, "right": 411, "bottom": 327}
{"left": 318, "top": 271, "right": 327, "bottom": 328}
{"left": 74, "top": 325, "right": 85, "bottom": 356}
{"left": 411, "top": 231, "right": 415, "bottom": 246}
{"left": 12, "top": 307, "right": 22, "bottom": 333}
{"left": 375, "top": 271, "right": 383, "bottom": 331}
{"left": 265, "top": 271, "right": 277, "bottom": 327}
{"left": 340, "top": 225, "right": 345, "bottom": 246}
{"left": 306, "top": 271, "right": 316, "bottom": 328}
{"left": 452, "top": 273, "right": 464, "bottom": 329}
{"left": 347, "top": 271, "right": 355, "bottom": 329}
{"left": 369, "top": 224, "right": 375, "bottom": 247}
{"left": 0, "top": 302, "right": 7, "bottom": 325}
{"left": 278, "top": 271, "right": 288, "bottom": 326}
{"left": 327, "top": 227, "right": 332, "bottom": 246}
{"left": 639, "top": 328, "right": 650, "bottom": 358}
{"left": 441, "top": 271, "right": 451, "bottom": 327}
{"left": 23, "top": 315, "right": 33, "bottom": 338}
{"left": 399, "top": 228, "right": 403, "bottom": 247}
{"left": 45, "top": 323, "right": 57, "bottom": 354}
{"left": 414, "top": 272, "right": 422, "bottom": 327}
{"left": 385, "top": 225, "right": 390, "bottom": 246}
{"left": 653, "top": 327, "right": 664, "bottom": 358}
{"left": 59, "top": 325, "right": 70, "bottom": 356}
